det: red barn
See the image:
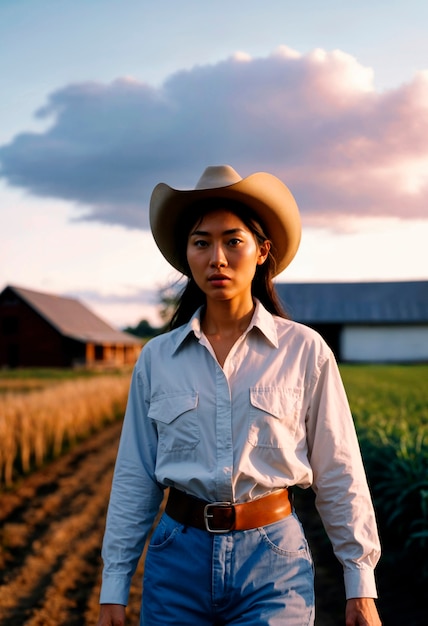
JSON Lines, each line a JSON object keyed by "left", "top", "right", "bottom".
{"left": 0, "top": 285, "right": 142, "bottom": 368}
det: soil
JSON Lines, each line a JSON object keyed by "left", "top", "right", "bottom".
{"left": 0, "top": 421, "right": 423, "bottom": 625}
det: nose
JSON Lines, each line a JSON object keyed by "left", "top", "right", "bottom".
{"left": 210, "top": 243, "right": 227, "bottom": 268}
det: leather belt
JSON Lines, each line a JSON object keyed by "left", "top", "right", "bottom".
{"left": 165, "top": 487, "right": 292, "bottom": 533}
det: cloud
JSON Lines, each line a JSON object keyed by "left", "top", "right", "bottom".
{"left": 64, "top": 285, "right": 179, "bottom": 328}
{"left": 65, "top": 286, "right": 161, "bottom": 306}
{"left": 1, "top": 46, "right": 428, "bottom": 229}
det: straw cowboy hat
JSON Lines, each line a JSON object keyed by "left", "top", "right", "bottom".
{"left": 149, "top": 165, "right": 301, "bottom": 276}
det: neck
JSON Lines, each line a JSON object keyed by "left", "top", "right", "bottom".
{"left": 202, "top": 297, "right": 255, "bottom": 337}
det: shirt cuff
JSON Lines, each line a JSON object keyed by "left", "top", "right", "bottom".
{"left": 99, "top": 574, "right": 131, "bottom": 606}
{"left": 343, "top": 567, "right": 378, "bottom": 599}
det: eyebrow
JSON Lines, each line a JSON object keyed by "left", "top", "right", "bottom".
{"left": 189, "top": 228, "right": 246, "bottom": 237}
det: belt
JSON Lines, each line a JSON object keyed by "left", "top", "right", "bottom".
{"left": 165, "top": 487, "right": 292, "bottom": 533}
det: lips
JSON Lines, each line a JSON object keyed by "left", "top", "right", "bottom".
{"left": 208, "top": 273, "right": 230, "bottom": 286}
{"left": 208, "top": 273, "right": 230, "bottom": 281}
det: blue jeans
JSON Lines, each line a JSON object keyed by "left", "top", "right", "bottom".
{"left": 141, "top": 512, "right": 315, "bottom": 625}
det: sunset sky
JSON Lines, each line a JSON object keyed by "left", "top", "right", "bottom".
{"left": 1, "top": 0, "right": 427, "bottom": 327}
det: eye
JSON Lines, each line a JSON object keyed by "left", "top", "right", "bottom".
{"left": 193, "top": 239, "right": 209, "bottom": 248}
{"left": 228, "top": 237, "right": 243, "bottom": 246}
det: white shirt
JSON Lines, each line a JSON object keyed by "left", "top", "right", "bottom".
{"left": 100, "top": 300, "right": 380, "bottom": 604}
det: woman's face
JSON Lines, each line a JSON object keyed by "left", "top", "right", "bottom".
{"left": 186, "top": 208, "right": 270, "bottom": 305}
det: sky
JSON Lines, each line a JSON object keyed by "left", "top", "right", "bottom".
{"left": 1, "top": 0, "right": 427, "bottom": 328}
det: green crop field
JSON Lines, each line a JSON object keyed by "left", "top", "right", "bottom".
{"left": 341, "top": 364, "right": 428, "bottom": 437}
{"left": 340, "top": 364, "right": 428, "bottom": 583}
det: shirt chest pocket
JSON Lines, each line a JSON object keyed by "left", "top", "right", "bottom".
{"left": 148, "top": 392, "right": 199, "bottom": 452}
{"left": 248, "top": 387, "right": 302, "bottom": 449}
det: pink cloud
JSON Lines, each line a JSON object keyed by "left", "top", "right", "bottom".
{"left": 0, "top": 47, "right": 427, "bottom": 229}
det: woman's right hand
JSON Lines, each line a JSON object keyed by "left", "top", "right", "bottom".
{"left": 96, "top": 604, "right": 126, "bottom": 626}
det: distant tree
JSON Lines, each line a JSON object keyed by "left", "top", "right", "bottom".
{"left": 124, "top": 282, "right": 183, "bottom": 339}
{"left": 123, "top": 319, "right": 160, "bottom": 339}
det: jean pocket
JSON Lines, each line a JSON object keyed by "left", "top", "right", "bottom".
{"left": 258, "top": 514, "right": 312, "bottom": 559}
{"left": 148, "top": 513, "right": 183, "bottom": 550}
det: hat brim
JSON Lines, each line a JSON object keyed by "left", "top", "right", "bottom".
{"left": 149, "top": 172, "right": 301, "bottom": 276}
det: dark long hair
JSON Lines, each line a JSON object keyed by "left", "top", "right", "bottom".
{"left": 169, "top": 199, "right": 288, "bottom": 330}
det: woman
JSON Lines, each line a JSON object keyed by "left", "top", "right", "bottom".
{"left": 97, "top": 165, "right": 382, "bottom": 626}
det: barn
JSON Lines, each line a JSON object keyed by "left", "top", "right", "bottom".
{"left": 0, "top": 285, "right": 142, "bottom": 368}
{"left": 276, "top": 280, "right": 428, "bottom": 363}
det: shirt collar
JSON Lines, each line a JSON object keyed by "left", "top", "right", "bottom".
{"left": 171, "top": 307, "right": 204, "bottom": 354}
{"left": 172, "top": 299, "right": 279, "bottom": 354}
{"left": 246, "top": 299, "right": 279, "bottom": 348}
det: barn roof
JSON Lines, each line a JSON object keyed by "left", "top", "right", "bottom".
{"left": 4, "top": 285, "right": 141, "bottom": 345}
{"left": 276, "top": 280, "right": 428, "bottom": 324}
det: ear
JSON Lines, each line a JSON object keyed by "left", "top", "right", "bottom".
{"left": 257, "top": 240, "right": 271, "bottom": 265}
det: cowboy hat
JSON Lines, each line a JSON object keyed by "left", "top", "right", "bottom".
{"left": 149, "top": 165, "right": 301, "bottom": 276}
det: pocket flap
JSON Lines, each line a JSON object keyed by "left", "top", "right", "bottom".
{"left": 148, "top": 393, "right": 198, "bottom": 425}
{"left": 250, "top": 387, "right": 301, "bottom": 419}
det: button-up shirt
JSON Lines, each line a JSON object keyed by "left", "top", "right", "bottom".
{"left": 100, "top": 300, "right": 380, "bottom": 605}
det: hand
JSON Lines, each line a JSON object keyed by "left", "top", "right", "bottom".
{"left": 96, "top": 603, "right": 126, "bottom": 626}
{"left": 345, "top": 598, "right": 381, "bottom": 625}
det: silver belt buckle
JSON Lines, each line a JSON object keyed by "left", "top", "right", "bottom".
{"left": 203, "top": 501, "right": 233, "bottom": 533}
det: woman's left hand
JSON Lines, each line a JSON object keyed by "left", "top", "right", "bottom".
{"left": 345, "top": 598, "right": 381, "bottom": 625}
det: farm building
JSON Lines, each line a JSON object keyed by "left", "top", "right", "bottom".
{"left": 0, "top": 285, "right": 142, "bottom": 368}
{"left": 276, "top": 280, "right": 428, "bottom": 363}
{"left": 2, "top": 281, "right": 427, "bottom": 367}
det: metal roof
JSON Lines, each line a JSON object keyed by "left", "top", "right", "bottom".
{"left": 276, "top": 281, "right": 428, "bottom": 324}
{"left": 4, "top": 285, "right": 142, "bottom": 345}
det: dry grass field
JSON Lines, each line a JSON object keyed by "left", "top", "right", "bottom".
{"left": 0, "top": 373, "right": 131, "bottom": 488}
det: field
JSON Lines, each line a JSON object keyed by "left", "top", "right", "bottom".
{"left": 0, "top": 365, "right": 427, "bottom": 625}
{"left": 341, "top": 364, "right": 428, "bottom": 585}
{"left": 0, "top": 369, "right": 131, "bottom": 487}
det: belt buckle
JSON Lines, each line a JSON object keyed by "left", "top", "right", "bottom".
{"left": 203, "top": 501, "right": 234, "bottom": 533}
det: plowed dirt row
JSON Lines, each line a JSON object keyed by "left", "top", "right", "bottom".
{"left": 0, "top": 421, "right": 126, "bottom": 626}
{"left": 0, "top": 419, "right": 345, "bottom": 625}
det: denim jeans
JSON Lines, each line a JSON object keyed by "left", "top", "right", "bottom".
{"left": 141, "top": 511, "right": 315, "bottom": 625}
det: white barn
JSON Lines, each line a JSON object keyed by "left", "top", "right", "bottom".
{"left": 276, "top": 281, "right": 428, "bottom": 363}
